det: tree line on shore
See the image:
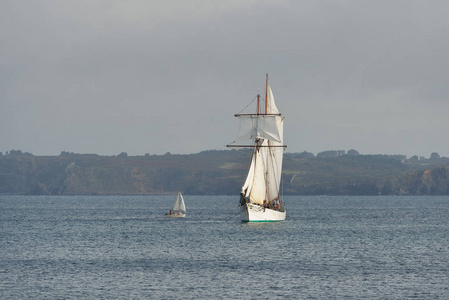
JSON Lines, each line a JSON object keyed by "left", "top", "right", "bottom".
{"left": 1, "top": 149, "right": 448, "bottom": 195}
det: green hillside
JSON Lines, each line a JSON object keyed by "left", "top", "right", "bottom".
{"left": 0, "top": 150, "right": 448, "bottom": 195}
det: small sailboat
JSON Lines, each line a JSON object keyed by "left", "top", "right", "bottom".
{"left": 227, "top": 74, "right": 287, "bottom": 222}
{"left": 166, "top": 192, "right": 186, "bottom": 218}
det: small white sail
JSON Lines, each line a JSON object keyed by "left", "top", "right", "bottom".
{"left": 173, "top": 192, "right": 186, "bottom": 213}
{"left": 167, "top": 192, "right": 186, "bottom": 218}
{"left": 179, "top": 193, "right": 186, "bottom": 213}
{"left": 173, "top": 193, "right": 181, "bottom": 211}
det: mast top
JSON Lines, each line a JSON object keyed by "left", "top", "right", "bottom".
{"left": 265, "top": 73, "right": 268, "bottom": 114}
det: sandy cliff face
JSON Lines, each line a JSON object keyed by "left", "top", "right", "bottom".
{"left": 48, "top": 162, "right": 150, "bottom": 195}
{"left": 383, "top": 167, "right": 449, "bottom": 195}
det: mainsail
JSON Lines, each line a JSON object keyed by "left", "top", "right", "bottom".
{"left": 173, "top": 192, "right": 186, "bottom": 213}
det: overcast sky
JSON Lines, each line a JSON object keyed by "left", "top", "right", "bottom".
{"left": 1, "top": 0, "right": 448, "bottom": 158}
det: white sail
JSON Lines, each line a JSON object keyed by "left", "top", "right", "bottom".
{"left": 235, "top": 115, "right": 282, "bottom": 143}
{"left": 179, "top": 193, "right": 186, "bottom": 212}
{"left": 265, "top": 86, "right": 284, "bottom": 202}
{"left": 241, "top": 154, "right": 256, "bottom": 198}
{"left": 173, "top": 193, "right": 181, "bottom": 211}
{"left": 266, "top": 119, "right": 284, "bottom": 201}
{"left": 266, "top": 84, "right": 279, "bottom": 114}
{"left": 249, "top": 149, "right": 266, "bottom": 205}
{"left": 173, "top": 192, "right": 186, "bottom": 213}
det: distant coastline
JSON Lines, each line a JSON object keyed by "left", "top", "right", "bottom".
{"left": 1, "top": 149, "right": 448, "bottom": 196}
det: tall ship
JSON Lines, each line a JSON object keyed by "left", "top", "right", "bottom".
{"left": 227, "top": 74, "right": 287, "bottom": 222}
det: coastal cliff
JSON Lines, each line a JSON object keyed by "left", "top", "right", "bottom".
{"left": 383, "top": 166, "right": 449, "bottom": 195}
{"left": 1, "top": 150, "right": 448, "bottom": 195}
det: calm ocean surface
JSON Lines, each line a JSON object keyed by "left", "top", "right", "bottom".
{"left": 1, "top": 195, "right": 449, "bottom": 299}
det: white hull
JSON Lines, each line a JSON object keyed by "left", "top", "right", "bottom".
{"left": 240, "top": 203, "right": 286, "bottom": 222}
{"left": 166, "top": 213, "right": 186, "bottom": 218}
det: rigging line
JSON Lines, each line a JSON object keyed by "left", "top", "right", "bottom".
{"left": 281, "top": 167, "right": 284, "bottom": 203}
{"left": 224, "top": 210, "right": 242, "bottom": 222}
{"left": 237, "top": 95, "right": 258, "bottom": 115}
{"left": 261, "top": 94, "right": 280, "bottom": 113}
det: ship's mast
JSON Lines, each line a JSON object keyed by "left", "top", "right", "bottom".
{"left": 265, "top": 73, "right": 268, "bottom": 115}
{"left": 264, "top": 73, "right": 269, "bottom": 202}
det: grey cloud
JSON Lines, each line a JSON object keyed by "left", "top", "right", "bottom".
{"left": 1, "top": 1, "right": 448, "bottom": 157}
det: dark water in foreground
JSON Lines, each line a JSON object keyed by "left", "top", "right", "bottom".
{"left": 1, "top": 195, "right": 448, "bottom": 299}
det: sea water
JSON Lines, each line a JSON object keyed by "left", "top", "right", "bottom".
{"left": 1, "top": 195, "right": 448, "bottom": 299}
